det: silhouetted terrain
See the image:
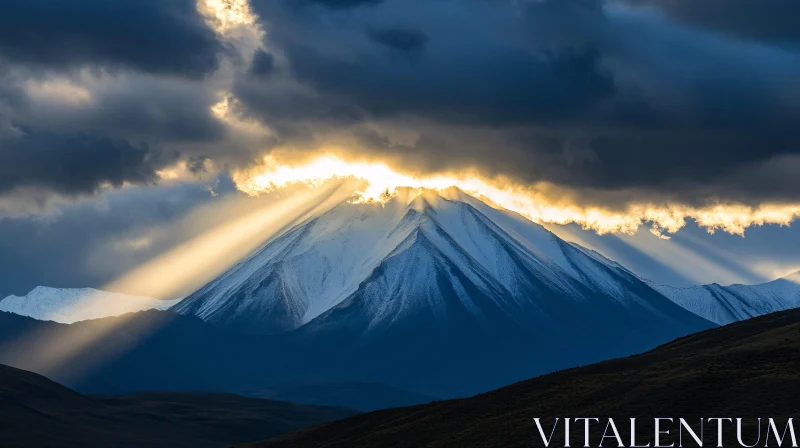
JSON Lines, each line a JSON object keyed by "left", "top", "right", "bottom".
{"left": 0, "top": 363, "right": 356, "bottom": 448}
{"left": 241, "top": 309, "right": 800, "bottom": 448}
{"left": 246, "top": 381, "right": 438, "bottom": 412}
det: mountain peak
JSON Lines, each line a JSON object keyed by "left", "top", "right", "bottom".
{"left": 406, "top": 192, "right": 439, "bottom": 215}
{"left": 174, "top": 190, "right": 711, "bottom": 335}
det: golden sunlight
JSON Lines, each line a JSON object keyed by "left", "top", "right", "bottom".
{"left": 24, "top": 78, "right": 93, "bottom": 107}
{"left": 233, "top": 154, "right": 800, "bottom": 237}
{"left": 197, "top": 0, "right": 256, "bottom": 35}
{"left": 0, "top": 182, "right": 358, "bottom": 380}
{"left": 103, "top": 181, "right": 355, "bottom": 300}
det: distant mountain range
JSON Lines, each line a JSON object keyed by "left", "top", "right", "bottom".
{"left": 0, "top": 286, "right": 179, "bottom": 323}
{"left": 1, "top": 188, "right": 798, "bottom": 405}
{"left": 7, "top": 270, "right": 799, "bottom": 328}
{"left": 240, "top": 308, "right": 800, "bottom": 448}
{"left": 649, "top": 272, "right": 800, "bottom": 324}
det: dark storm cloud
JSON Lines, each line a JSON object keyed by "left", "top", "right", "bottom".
{"left": 237, "top": 0, "right": 800, "bottom": 206}
{"left": 0, "top": 0, "right": 232, "bottom": 205}
{"left": 367, "top": 27, "right": 428, "bottom": 53}
{"left": 0, "top": 0, "right": 224, "bottom": 77}
{"left": 250, "top": 50, "right": 276, "bottom": 78}
{"left": 0, "top": 7, "right": 231, "bottom": 205}
{"left": 244, "top": 1, "right": 618, "bottom": 125}
{"left": 298, "top": 0, "right": 383, "bottom": 10}
{"left": 16, "top": 74, "right": 228, "bottom": 143}
{"left": 1, "top": 0, "right": 799, "bottom": 211}
{"left": 281, "top": 45, "right": 615, "bottom": 123}
{"left": 622, "top": 0, "right": 800, "bottom": 46}
{"left": 186, "top": 156, "right": 212, "bottom": 174}
{"left": 0, "top": 130, "right": 177, "bottom": 195}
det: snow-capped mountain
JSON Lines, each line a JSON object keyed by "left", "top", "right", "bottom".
{"left": 173, "top": 188, "right": 714, "bottom": 395}
{"left": 173, "top": 187, "right": 705, "bottom": 334}
{"left": 650, "top": 272, "right": 800, "bottom": 325}
{"left": 0, "top": 287, "right": 180, "bottom": 324}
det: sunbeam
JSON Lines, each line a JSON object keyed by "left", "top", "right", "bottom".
{"left": 0, "top": 180, "right": 357, "bottom": 381}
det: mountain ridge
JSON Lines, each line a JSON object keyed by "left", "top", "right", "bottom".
{"left": 649, "top": 271, "right": 800, "bottom": 324}
{"left": 0, "top": 286, "right": 178, "bottom": 324}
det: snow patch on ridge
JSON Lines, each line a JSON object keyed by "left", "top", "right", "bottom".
{"left": 651, "top": 274, "right": 800, "bottom": 325}
{"left": 0, "top": 286, "right": 178, "bottom": 323}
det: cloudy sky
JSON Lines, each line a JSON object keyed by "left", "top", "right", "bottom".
{"left": 1, "top": 0, "right": 799, "bottom": 297}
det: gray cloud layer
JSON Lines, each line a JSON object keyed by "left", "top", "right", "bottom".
{"left": 0, "top": 0, "right": 231, "bottom": 202}
{"left": 0, "top": 0, "right": 799, "bottom": 209}
{"left": 0, "top": 0, "right": 224, "bottom": 77}
{"left": 237, "top": 0, "right": 800, "bottom": 206}
{"left": 623, "top": 0, "right": 800, "bottom": 46}
{"left": 0, "top": 130, "right": 175, "bottom": 195}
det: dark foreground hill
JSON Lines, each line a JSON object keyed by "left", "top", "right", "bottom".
{"left": 241, "top": 309, "right": 800, "bottom": 448}
{"left": 244, "top": 381, "right": 438, "bottom": 412}
{"left": 0, "top": 363, "right": 356, "bottom": 448}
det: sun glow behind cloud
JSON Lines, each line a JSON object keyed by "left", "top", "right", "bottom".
{"left": 197, "top": 0, "right": 256, "bottom": 36}
{"left": 233, "top": 154, "right": 800, "bottom": 237}
{"left": 193, "top": 0, "right": 800, "bottom": 239}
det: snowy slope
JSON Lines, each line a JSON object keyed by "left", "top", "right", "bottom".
{"left": 173, "top": 188, "right": 711, "bottom": 335}
{"left": 0, "top": 287, "right": 180, "bottom": 324}
{"left": 173, "top": 189, "right": 432, "bottom": 333}
{"left": 651, "top": 272, "right": 800, "bottom": 325}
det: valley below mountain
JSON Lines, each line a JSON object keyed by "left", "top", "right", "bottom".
{"left": 0, "top": 310, "right": 436, "bottom": 411}
{"left": 240, "top": 308, "right": 800, "bottom": 448}
{"left": 0, "top": 362, "right": 355, "bottom": 448}
{"left": 1, "top": 307, "right": 797, "bottom": 447}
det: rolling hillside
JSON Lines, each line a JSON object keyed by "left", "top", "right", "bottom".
{"left": 242, "top": 309, "right": 800, "bottom": 448}
{"left": 0, "top": 363, "right": 355, "bottom": 448}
